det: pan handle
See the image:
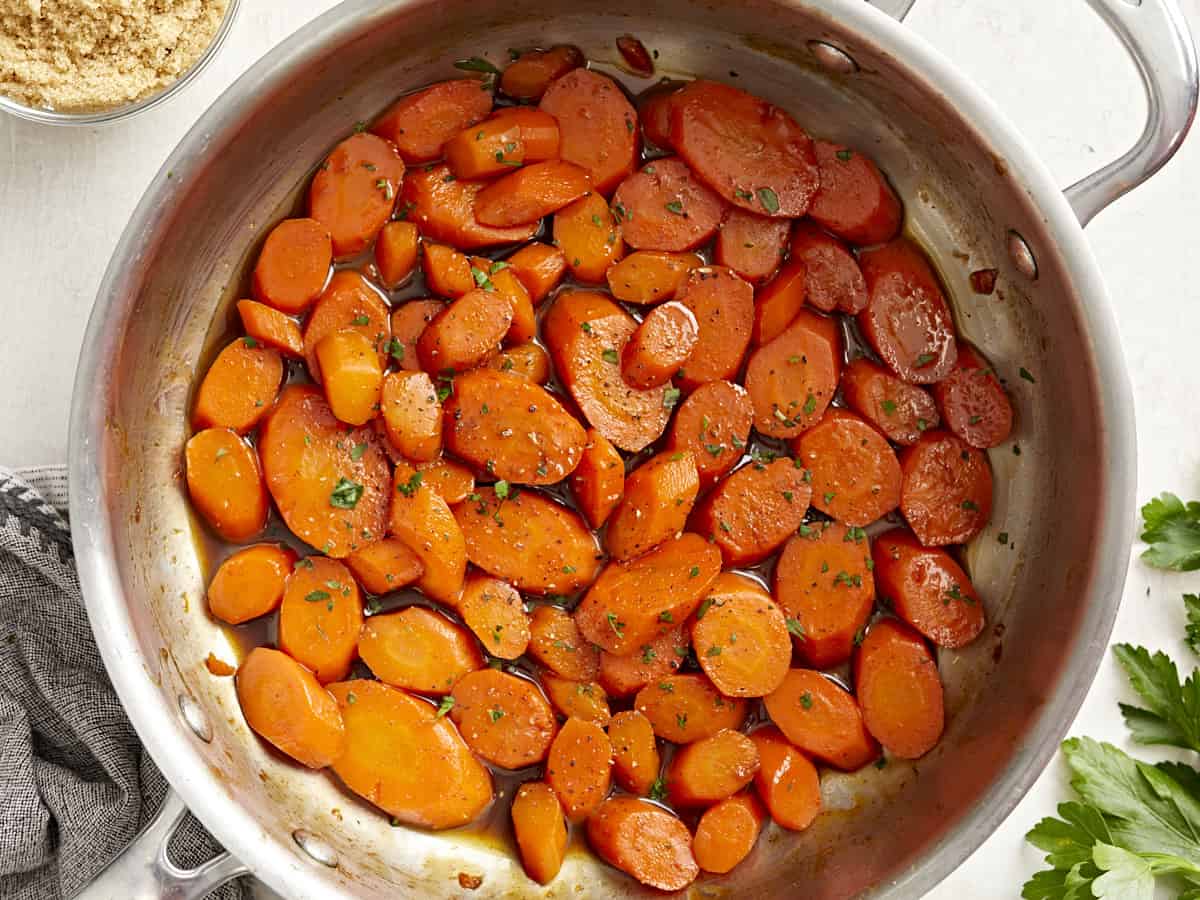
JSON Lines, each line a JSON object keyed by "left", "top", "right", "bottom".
{"left": 71, "top": 787, "right": 249, "bottom": 900}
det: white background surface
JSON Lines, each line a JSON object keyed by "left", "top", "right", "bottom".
{"left": 3, "top": 0, "right": 1200, "bottom": 896}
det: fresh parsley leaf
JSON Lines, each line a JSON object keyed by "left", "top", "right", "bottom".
{"left": 1187, "top": 594, "right": 1200, "bottom": 656}
{"left": 757, "top": 187, "right": 780, "bottom": 214}
{"left": 435, "top": 696, "right": 455, "bottom": 718}
{"left": 330, "top": 478, "right": 364, "bottom": 509}
{"left": 649, "top": 777, "right": 667, "bottom": 802}
{"left": 1140, "top": 493, "right": 1200, "bottom": 571}
{"left": 454, "top": 56, "right": 501, "bottom": 75}
{"left": 1113, "top": 643, "right": 1200, "bottom": 752}
{"left": 395, "top": 471, "right": 423, "bottom": 497}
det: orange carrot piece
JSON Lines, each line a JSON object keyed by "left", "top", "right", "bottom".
{"left": 637, "top": 81, "right": 681, "bottom": 151}
{"left": 675, "top": 266, "right": 754, "bottom": 391}
{"left": 192, "top": 338, "right": 283, "bottom": 434}
{"left": 840, "top": 357, "right": 940, "bottom": 446}
{"left": 302, "top": 270, "right": 391, "bottom": 384}
{"left": 416, "top": 288, "right": 512, "bottom": 373}
{"left": 486, "top": 341, "right": 552, "bottom": 384}
{"left": 744, "top": 308, "right": 842, "bottom": 438}
{"left": 693, "top": 793, "right": 765, "bottom": 874}
{"left": 545, "top": 717, "right": 613, "bottom": 822}
{"left": 371, "top": 79, "right": 494, "bottom": 164}
{"left": 749, "top": 726, "right": 821, "bottom": 831}
{"left": 379, "top": 371, "right": 442, "bottom": 463}
{"left": 528, "top": 604, "right": 602, "bottom": 681}
{"left": 474, "top": 160, "right": 593, "bottom": 227}
{"left": 605, "top": 250, "right": 702, "bottom": 305}
{"left": 374, "top": 221, "right": 419, "bottom": 289}
{"left": 899, "top": 430, "right": 993, "bottom": 546}
{"left": 399, "top": 163, "right": 540, "bottom": 250}
{"left": 542, "top": 673, "right": 611, "bottom": 726}
{"left": 715, "top": 209, "right": 790, "bottom": 284}
{"left": 450, "top": 668, "right": 558, "bottom": 769}
{"left": 789, "top": 220, "right": 868, "bottom": 314}
{"left": 931, "top": 342, "right": 1014, "bottom": 449}
{"left": 308, "top": 133, "right": 404, "bottom": 258}
{"left": 488, "top": 107, "right": 562, "bottom": 160}
{"left": 388, "top": 299, "right": 444, "bottom": 373}
{"left": 511, "top": 781, "right": 569, "bottom": 885}
{"left": 792, "top": 408, "right": 902, "bottom": 526}
{"left": 207, "top": 544, "right": 296, "bottom": 624}
{"left": 752, "top": 259, "right": 807, "bottom": 346}
{"left": 586, "top": 797, "right": 698, "bottom": 891}
{"left": 634, "top": 673, "right": 748, "bottom": 744}
{"left": 605, "top": 451, "right": 698, "bottom": 562}
{"left": 389, "top": 460, "right": 467, "bottom": 603}
{"left": 598, "top": 624, "right": 688, "bottom": 698}
{"left": 504, "top": 242, "right": 568, "bottom": 304}
{"left": 666, "top": 728, "right": 759, "bottom": 807}
{"left": 501, "top": 45, "right": 585, "bottom": 100}
{"left": 855, "top": 618, "right": 945, "bottom": 759}
{"left": 251, "top": 218, "right": 332, "bottom": 315}
{"left": 569, "top": 428, "right": 625, "bottom": 529}
{"left": 620, "top": 300, "right": 698, "bottom": 390}
{"left": 414, "top": 456, "right": 475, "bottom": 505}
{"left": 763, "top": 669, "right": 879, "bottom": 771}
{"left": 444, "top": 116, "right": 526, "bottom": 180}
{"left": 608, "top": 710, "right": 661, "bottom": 796}
{"left": 315, "top": 329, "right": 384, "bottom": 426}
{"left": 236, "top": 300, "right": 304, "bottom": 358}
{"left": 611, "top": 157, "right": 726, "bottom": 252}
{"left": 358, "top": 606, "right": 483, "bottom": 693}
{"left": 540, "top": 69, "right": 639, "bottom": 195}
{"left": 553, "top": 192, "right": 625, "bottom": 283}
{"left": 469, "top": 256, "right": 536, "bottom": 344}
{"left": 236, "top": 647, "right": 345, "bottom": 768}
{"left": 457, "top": 573, "right": 531, "bottom": 660}
{"left": 278, "top": 556, "right": 364, "bottom": 683}
{"left": 665, "top": 380, "right": 753, "bottom": 488}
{"left": 344, "top": 537, "right": 424, "bottom": 595}
{"left": 691, "top": 573, "right": 791, "bottom": 698}
{"left": 691, "top": 457, "right": 812, "bottom": 566}
{"left": 422, "top": 242, "right": 475, "bottom": 299}
{"left": 185, "top": 428, "right": 269, "bottom": 543}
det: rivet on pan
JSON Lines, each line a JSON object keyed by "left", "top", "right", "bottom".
{"left": 293, "top": 830, "right": 339, "bottom": 868}
{"left": 807, "top": 41, "right": 858, "bottom": 75}
{"left": 1007, "top": 230, "right": 1039, "bottom": 280}
{"left": 177, "top": 693, "right": 213, "bottom": 743}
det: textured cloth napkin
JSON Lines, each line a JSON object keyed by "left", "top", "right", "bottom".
{"left": 0, "top": 466, "right": 244, "bottom": 900}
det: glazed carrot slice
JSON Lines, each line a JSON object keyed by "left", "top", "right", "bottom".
{"left": 691, "top": 458, "right": 812, "bottom": 567}
{"left": 763, "top": 669, "right": 878, "bottom": 771}
{"left": 388, "top": 299, "right": 444, "bottom": 372}
{"left": 693, "top": 793, "right": 765, "bottom": 874}
{"left": 316, "top": 329, "right": 385, "bottom": 426}
{"left": 259, "top": 385, "right": 390, "bottom": 557}
{"left": 371, "top": 79, "right": 494, "bottom": 164}
{"left": 302, "top": 270, "right": 391, "bottom": 384}
{"left": 308, "top": 133, "right": 404, "bottom": 258}
{"left": 329, "top": 680, "right": 492, "bottom": 829}
{"left": 542, "top": 673, "right": 611, "bottom": 726}
{"left": 399, "top": 163, "right": 539, "bottom": 250}
{"left": 358, "top": 606, "right": 483, "bottom": 693}
{"left": 416, "top": 288, "right": 512, "bottom": 373}
{"left": 469, "top": 258, "right": 536, "bottom": 344}
{"left": 576, "top": 533, "right": 720, "bottom": 655}
{"left": 488, "top": 107, "right": 562, "bottom": 161}
{"left": 500, "top": 45, "right": 584, "bottom": 100}
{"left": 598, "top": 624, "right": 688, "bottom": 698}
{"left": 444, "top": 115, "right": 525, "bottom": 180}
{"left": 540, "top": 68, "right": 639, "bottom": 195}
{"left": 586, "top": 797, "right": 698, "bottom": 891}
{"left": 605, "top": 451, "right": 700, "bottom": 562}
{"left": 380, "top": 371, "right": 442, "bottom": 463}
{"left": 457, "top": 573, "right": 531, "bottom": 660}
{"left": 667, "top": 729, "right": 759, "bottom": 807}
{"left": 620, "top": 301, "right": 698, "bottom": 389}
{"left": 207, "top": 544, "right": 296, "bottom": 624}
{"left": 528, "top": 604, "right": 602, "bottom": 681}
{"left": 932, "top": 342, "right": 1014, "bottom": 449}
{"left": 413, "top": 456, "right": 475, "bottom": 505}
{"left": 422, "top": 242, "right": 475, "bottom": 299}
{"left": 454, "top": 487, "right": 601, "bottom": 595}
{"left": 789, "top": 220, "right": 868, "bottom": 314}
{"left": 542, "top": 290, "right": 671, "bottom": 452}
{"left": 664, "top": 380, "right": 753, "bottom": 488}
{"left": 185, "top": 428, "right": 269, "bottom": 542}
{"left": 793, "top": 408, "right": 902, "bottom": 526}
{"left": 637, "top": 80, "right": 682, "bottom": 151}
{"left": 344, "top": 537, "right": 424, "bottom": 595}
{"left": 808, "top": 141, "right": 902, "bottom": 246}
{"left": 855, "top": 619, "right": 944, "bottom": 758}
{"left": 192, "top": 338, "right": 283, "bottom": 434}
{"left": 251, "top": 218, "right": 332, "bottom": 315}
{"left": 553, "top": 192, "right": 625, "bottom": 283}
{"left": 899, "top": 430, "right": 993, "bottom": 546}
{"left": 511, "top": 781, "right": 569, "bottom": 885}
{"left": 605, "top": 250, "right": 702, "bottom": 304}
{"left": 841, "top": 357, "right": 940, "bottom": 445}
{"left": 872, "top": 528, "right": 985, "bottom": 648}
{"left": 858, "top": 238, "right": 958, "bottom": 384}
{"left": 616, "top": 35, "right": 655, "bottom": 76}
{"left": 389, "top": 460, "right": 467, "bottom": 603}
{"left": 236, "top": 300, "right": 304, "bottom": 358}
{"left": 674, "top": 266, "right": 754, "bottom": 391}
{"left": 774, "top": 522, "right": 875, "bottom": 669}
{"left": 744, "top": 308, "right": 841, "bottom": 438}
{"left": 450, "top": 668, "right": 557, "bottom": 768}
{"left": 236, "top": 647, "right": 345, "bottom": 768}
{"left": 486, "top": 341, "right": 550, "bottom": 384}
{"left": 374, "top": 221, "right": 419, "bottom": 289}
{"left": 715, "top": 209, "right": 790, "bottom": 284}
{"left": 749, "top": 726, "right": 821, "bottom": 831}
{"left": 504, "top": 242, "right": 567, "bottom": 304}
{"left": 670, "top": 79, "right": 818, "bottom": 216}
{"left": 752, "top": 259, "right": 807, "bottom": 346}
{"left": 635, "top": 673, "right": 748, "bottom": 744}
{"left": 691, "top": 573, "right": 791, "bottom": 698}
{"left": 545, "top": 717, "right": 613, "bottom": 822}
{"left": 569, "top": 428, "right": 625, "bottom": 529}
{"left": 278, "top": 556, "right": 363, "bottom": 683}
{"left": 474, "top": 160, "right": 593, "bottom": 227}
{"left": 608, "top": 710, "right": 661, "bottom": 796}
{"left": 611, "top": 158, "right": 726, "bottom": 251}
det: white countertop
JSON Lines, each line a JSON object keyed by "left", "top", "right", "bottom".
{"left": 3, "top": 0, "right": 1200, "bottom": 896}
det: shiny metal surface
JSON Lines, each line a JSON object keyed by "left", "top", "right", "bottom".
{"left": 68, "top": 0, "right": 1190, "bottom": 897}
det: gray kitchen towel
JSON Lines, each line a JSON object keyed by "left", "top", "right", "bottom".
{"left": 0, "top": 465, "right": 244, "bottom": 900}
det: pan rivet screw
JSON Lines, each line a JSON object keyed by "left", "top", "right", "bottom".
{"left": 807, "top": 41, "right": 858, "bottom": 75}
{"left": 1007, "top": 230, "right": 1039, "bottom": 280}
{"left": 293, "top": 830, "right": 339, "bottom": 868}
{"left": 177, "top": 694, "right": 212, "bottom": 743}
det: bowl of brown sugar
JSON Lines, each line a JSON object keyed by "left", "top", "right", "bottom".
{"left": 0, "top": 0, "right": 238, "bottom": 125}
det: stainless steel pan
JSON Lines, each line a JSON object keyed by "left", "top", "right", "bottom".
{"left": 68, "top": 0, "right": 1197, "bottom": 897}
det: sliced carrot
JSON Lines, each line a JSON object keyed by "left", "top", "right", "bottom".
{"left": 278, "top": 556, "right": 363, "bottom": 683}
{"left": 749, "top": 726, "right": 821, "bottom": 831}
{"left": 693, "top": 792, "right": 765, "bottom": 874}
{"left": 416, "top": 288, "right": 512, "bottom": 373}
{"left": 259, "top": 385, "right": 390, "bottom": 557}
{"left": 414, "top": 456, "right": 475, "bottom": 505}
{"left": 634, "top": 673, "right": 747, "bottom": 744}
{"left": 763, "top": 669, "right": 878, "bottom": 771}
{"left": 615, "top": 35, "right": 654, "bottom": 77}
{"left": 586, "top": 797, "right": 698, "bottom": 891}
{"left": 542, "top": 673, "right": 611, "bottom": 725}
{"left": 207, "top": 544, "right": 296, "bottom": 624}
{"left": 344, "top": 537, "right": 424, "bottom": 595}
{"left": 308, "top": 133, "right": 404, "bottom": 258}
{"left": 605, "top": 250, "right": 702, "bottom": 305}
{"left": 328, "top": 680, "right": 492, "bottom": 829}
{"left": 236, "top": 647, "right": 345, "bottom": 768}
{"left": 444, "top": 115, "right": 525, "bottom": 180}
{"left": 840, "top": 357, "right": 940, "bottom": 445}
{"left": 486, "top": 341, "right": 552, "bottom": 384}
{"left": 667, "top": 728, "right": 759, "bottom": 807}
{"left": 302, "top": 270, "right": 390, "bottom": 384}
{"left": 774, "top": 522, "right": 875, "bottom": 669}
{"left": 665, "top": 380, "right": 753, "bottom": 488}
{"left": 598, "top": 624, "right": 688, "bottom": 698}
{"left": 469, "top": 258, "right": 536, "bottom": 344}
{"left": 457, "top": 573, "right": 531, "bottom": 660}
{"left": 715, "top": 209, "right": 790, "bottom": 284}
{"left": 932, "top": 342, "right": 1014, "bottom": 449}
{"left": 474, "top": 160, "right": 593, "bottom": 227}
{"left": 637, "top": 80, "right": 682, "bottom": 150}
{"left": 500, "top": 45, "right": 585, "bottom": 100}
{"left": 608, "top": 710, "right": 661, "bottom": 796}
{"left": 611, "top": 158, "right": 726, "bottom": 251}
{"left": 454, "top": 486, "right": 601, "bottom": 595}
{"left": 569, "top": 428, "right": 625, "bottom": 529}
{"left": 605, "top": 451, "right": 699, "bottom": 562}
{"left": 236, "top": 300, "right": 303, "bottom": 358}
{"left": 793, "top": 408, "right": 902, "bottom": 526}
{"left": 576, "top": 533, "right": 720, "bottom": 655}
{"left": 371, "top": 79, "right": 494, "bottom": 164}
{"left": 511, "top": 781, "right": 568, "bottom": 885}
{"left": 488, "top": 107, "right": 562, "bottom": 160}
{"left": 542, "top": 290, "right": 671, "bottom": 452}
{"left": 808, "top": 141, "right": 902, "bottom": 246}
{"left": 379, "top": 371, "right": 442, "bottom": 462}
{"left": 691, "top": 573, "right": 791, "bottom": 697}
{"left": 744, "top": 308, "right": 841, "bottom": 438}
{"left": 540, "top": 69, "right": 638, "bottom": 195}
{"left": 620, "top": 300, "right": 698, "bottom": 389}
{"left": 899, "top": 430, "right": 993, "bottom": 545}
{"left": 192, "top": 338, "right": 283, "bottom": 434}
{"left": 399, "top": 163, "right": 539, "bottom": 250}
{"left": 528, "top": 604, "right": 601, "bottom": 681}
{"left": 374, "top": 221, "right": 419, "bottom": 289}
{"left": 185, "top": 428, "right": 269, "bottom": 542}
{"left": 545, "top": 717, "right": 613, "bottom": 822}
{"left": 421, "top": 242, "right": 474, "bottom": 299}
{"left": 358, "top": 606, "right": 483, "bottom": 693}
{"left": 389, "top": 460, "right": 467, "bottom": 603}
{"left": 504, "top": 242, "right": 567, "bottom": 304}
{"left": 388, "top": 299, "right": 443, "bottom": 373}
{"left": 855, "top": 618, "right": 944, "bottom": 758}
{"left": 752, "top": 259, "right": 806, "bottom": 346}
{"left": 675, "top": 266, "right": 754, "bottom": 391}
{"left": 691, "top": 458, "right": 812, "bottom": 566}
{"left": 553, "top": 192, "right": 625, "bottom": 283}
{"left": 316, "top": 329, "right": 384, "bottom": 426}
{"left": 251, "top": 218, "right": 332, "bottom": 315}
{"left": 450, "top": 668, "right": 557, "bottom": 769}
{"left": 789, "top": 220, "right": 868, "bottom": 314}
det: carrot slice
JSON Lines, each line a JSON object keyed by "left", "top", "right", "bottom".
{"left": 358, "top": 606, "right": 483, "bottom": 693}
{"left": 469, "top": 258, "right": 536, "bottom": 344}
{"left": 841, "top": 357, "right": 940, "bottom": 445}
{"left": 774, "top": 522, "right": 875, "bottom": 669}
{"left": 744, "top": 308, "right": 841, "bottom": 438}
{"left": 605, "top": 250, "right": 702, "bottom": 305}
{"left": 236, "top": 300, "right": 303, "bottom": 359}
{"left": 542, "top": 673, "right": 611, "bottom": 726}
{"left": 236, "top": 647, "right": 345, "bottom": 768}
{"left": 749, "top": 726, "right": 821, "bottom": 831}
{"left": 569, "top": 428, "right": 625, "bottom": 529}
{"left": 932, "top": 342, "right": 1014, "bottom": 449}
{"left": 789, "top": 220, "right": 868, "bottom": 314}
{"left": 715, "top": 209, "right": 790, "bottom": 284}
{"left": 752, "top": 259, "right": 806, "bottom": 346}
{"left": 553, "top": 192, "right": 625, "bottom": 284}
{"left": 587, "top": 797, "right": 698, "bottom": 891}
{"left": 608, "top": 710, "right": 661, "bottom": 796}
{"left": 371, "top": 79, "right": 494, "bottom": 164}
{"left": 604, "top": 451, "right": 699, "bottom": 562}
{"left": 667, "top": 728, "right": 759, "bottom": 807}
{"left": 793, "top": 408, "right": 902, "bottom": 526}
{"left": 344, "top": 537, "right": 424, "bottom": 595}
{"left": 634, "top": 673, "right": 747, "bottom": 744}
{"left": 611, "top": 158, "right": 726, "bottom": 251}
{"left": 505, "top": 242, "right": 567, "bottom": 304}
{"left": 399, "top": 163, "right": 540, "bottom": 250}
{"left": 665, "top": 380, "right": 753, "bottom": 488}
{"left": 546, "top": 717, "right": 613, "bottom": 822}
{"left": 855, "top": 618, "right": 944, "bottom": 758}
{"left": 693, "top": 793, "right": 765, "bottom": 874}
{"left": 899, "top": 430, "right": 993, "bottom": 546}
{"left": 691, "top": 573, "right": 791, "bottom": 698}
{"left": 302, "top": 271, "right": 390, "bottom": 384}
{"left": 251, "top": 218, "right": 332, "bottom": 315}
{"left": 416, "top": 288, "right": 512, "bottom": 373}
{"left": 500, "top": 45, "right": 585, "bottom": 100}
{"left": 379, "top": 371, "right": 442, "bottom": 462}
{"left": 308, "top": 133, "right": 404, "bottom": 258}
{"left": 185, "top": 428, "right": 268, "bottom": 542}
{"left": 486, "top": 342, "right": 551, "bottom": 384}
{"left": 674, "top": 266, "right": 754, "bottom": 391}
{"left": 388, "top": 299, "right": 443, "bottom": 373}
{"left": 278, "top": 556, "right": 363, "bottom": 683}
{"left": 414, "top": 456, "right": 475, "bottom": 505}
{"left": 637, "top": 81, "right": 682, "bottom": 150}
{"left": 422, "top": 242, "right": 475, "bottom": 299}
{"left": 576, "top": 533, "right": 720, "bottom": 655}
{"left": 598, "top": 624, "right": 688, "bottom": 698}
{"left": 444, "top": 116, "right": 525, "bottom": 180}
{"left": 528, "top": 604, "right": 601, "bottom": 681}
{"left": 763, "top": 669, "right": 878, "bottom": 771}
{"left": 670, "top": 80, "right": 818, "bottom": 216}
{"left": 193, "top": 338, "right": 282, "bottom": 434}
{"left": 374, "top": 221, "right": 419, "bottom": 289}
{"left": 540, "top": 68, "right": 639, "bottom": 195}
{"left": 207, "top": 544, "right": 296, "bottom": 624}
{"left": 621, "top": 301, "right": 698, "bottom": 389}
{"left": 808, "top": 141, "right": 902, "bottom": 246}
{"left": 488, "top": 107, "right": 562, "bottom": 160}
{"left": 691, "top": 458, "right": 812, "bottom": 567}
{"left": 457, "top": 573, "right": 531, "bottom": 660}
{"left": 315, "top": 329, "right": 384, "bottom": 426}
{"left": 450, "top": 668, "right": 557, "bottom": 768}
{"left": 389, "top": 460, "right": 467, "bottom": 603}
{"left": 512, "top": 781, "right": 569, "bottom": 885}
{"left": 474, "top": 160, "right": 593, "bottom": 227}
